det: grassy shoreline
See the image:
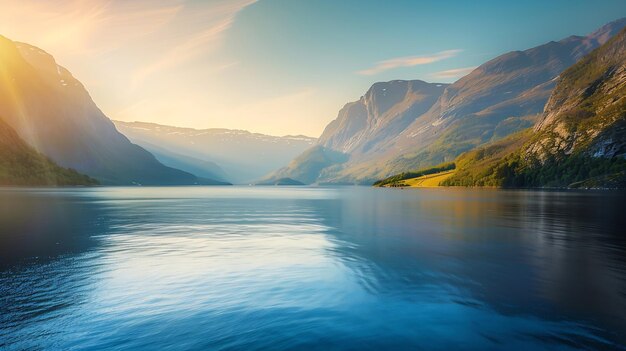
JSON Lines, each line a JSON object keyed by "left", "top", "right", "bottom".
{"left": 378, "top": 170, "right": 455, "bottom": 188}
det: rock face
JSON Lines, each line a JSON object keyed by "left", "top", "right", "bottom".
{"left": 443, "top": 27, "right": 626, "bottom": 188}
{"left": 265, "top": 80, "right": 448, "bottom": 184}
{"left": 527, "top": 26, "right": 626, "bottom": 163}
{"left": 371, "top": 17, "right": 626, "bottom": 179}
{"left": 318, "top": 80, "right": 448, "bottom": 156}
{"left": 114, "top": 121, "right": 317, "bottom": 184}
{"left": 272, "top": 18, "right": 626, "bottom": 184}
{"left": 0, "top": 35, "right": 216, "bottom": 185}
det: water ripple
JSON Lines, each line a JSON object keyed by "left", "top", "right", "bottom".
{"left": 1, "top": 187, "right": 625, "bottom": 350}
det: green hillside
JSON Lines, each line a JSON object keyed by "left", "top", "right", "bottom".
{"left": 373, "top": 162, "right": 455, "bottom": 187}
{"left": 0, "top": 118, "right": 97, "bottom": 186}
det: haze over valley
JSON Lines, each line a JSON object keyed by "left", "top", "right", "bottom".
{"left": 114, "top": 121, "right": 316, "bottom": 184}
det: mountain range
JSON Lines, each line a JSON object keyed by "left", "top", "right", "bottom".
{"left": 0, "top": 35, "right": 226, "bottom": 185}
{"left": 114, "top": 121, "right": 316, "bottom": 184}
{"left": 1, "top": 18, "right": 625, "bottom": 188}
{"left": 443, "top": 26, "right": 626, "bottom": 188}
{"left": 266, "top": 18, "right": 626, "bottom": 185}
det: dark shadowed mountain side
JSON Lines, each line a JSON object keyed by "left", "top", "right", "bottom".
{"left": 0, "top": 35, "right": 221, "bottom": 185}
{"left": 422, "top": 27, "right": 626, "bottom": 188}
{"left": 114, "top": 121, "right": 316, "bottom": 184}
{"left": 0, "top": 117, "right": 96, "bottom": 186}
{"left": 117, "top": 138, "right": 230, "bottom": 183}
{"left": 271, "top": 18, "right": 626, "bottom": 185}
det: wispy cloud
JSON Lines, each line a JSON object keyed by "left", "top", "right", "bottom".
{"left": 131, "top": 0, "right": 256, "bottom": 89}
{"left": 0, "top": 0, "right": 256, "bottom": 91}
{"left": 357, "top": 50, "right": 461, "bottom": 75}
{"left": 431, "top": 66, "right": 477, "bottom": 79}
{"left": 0, "top": 0, "right": 184, "bottom": 55}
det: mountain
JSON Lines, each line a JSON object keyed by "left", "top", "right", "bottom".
{"left": 265, "top": 80, "right": 448, "bottom": 183}
{"left": 0, "top": 117, "right": 96, "bottom": 186}
{"left": 115, "top": 137, "right": 230, "bottom": 183}
{"left": 272, "top": 18, "right": 626, "bottom": 185}
{"left": 264, "top": 145, "right": 349, "bottom": 184}
{"left": 0, "top": 35, "right": 223, "bottom": 185}
{"left": 384, "top": 18, "right": 626, "bottom": 171}
{"left": 442, "top": 27, "right": 626, "bottom": 188}
{"left": 317, "top": 80, "right": 449, "bottom": 156}
{"left": 114, "top": 121, "right": 317, "bottom": 184}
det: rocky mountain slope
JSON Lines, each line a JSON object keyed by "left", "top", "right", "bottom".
{"left": 443, "top": 27, "right": 626, "bottom": 188}
{"left": 270, "top": 18, "right": 626, "bottom": 185}
{"left": 528, "top": 27, "right": 626, "bottom": 161}
{"left": 114, "top": 121, "right": 316, "bottom": 183}
{"left": 318, "top": 80, "right": 448, "bottom": 156}
{"left": 0, "top": 117, "right": 96, "bottom": 186}
{"left": 265, "top": 80, "right": 447, "bottom": 183}
{"left": 0, "top": 35, "right": 221, "bottom": 185}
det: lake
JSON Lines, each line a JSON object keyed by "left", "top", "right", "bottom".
{"left": 1, "top": 187, "right": 625, "bottom": 350}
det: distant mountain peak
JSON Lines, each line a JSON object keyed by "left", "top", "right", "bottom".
{"left": 114, "top": 120, "right": 317, "bottom": 141}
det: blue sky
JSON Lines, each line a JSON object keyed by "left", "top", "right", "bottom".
{"left": 1, "top": 0, "right": 625, "bottom": 136}
{"left": 221, "top": 0, "right": 626, "bottom": 110}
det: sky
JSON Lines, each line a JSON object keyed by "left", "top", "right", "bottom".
{"left": 0, "top": 0, "right": 625, "bottom": 137}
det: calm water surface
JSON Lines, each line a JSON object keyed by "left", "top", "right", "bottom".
{"left": 1, "top": 186, "right": 625, "bottom": 350}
